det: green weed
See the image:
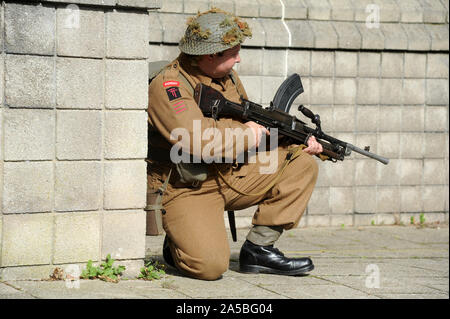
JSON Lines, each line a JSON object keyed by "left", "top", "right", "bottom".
{"left": 137, "top": 260, "right": 166, "bottom": 281}
{"left": 80, "top": 254, "right": 126, "bottom": 283}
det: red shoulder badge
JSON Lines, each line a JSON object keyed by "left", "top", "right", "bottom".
{"left": 163, "top": 81, "right": 180, "bottom": 88}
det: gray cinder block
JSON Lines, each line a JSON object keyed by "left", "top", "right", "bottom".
{"left": 104, "top": 160, "right": 147, "bottom": 210}
{"left": 399, "top": 159, "right": 423, "bottom": 185}
{"left": 159, "top": 13, "right": 190, "bottom": 44}
{"left": 358, "top": 52, "right": 381, "bottom": 77}
{"left": 311, "top": 51, "right": 334, "bottom": 77}
{"left": 402, "top": 105, "right": 424, "bottom": 132}
{"left": 310, "top": 78, "right": 334, "bottom": 105}
{"left": 354, "top": 159, "right": 378, "bottom": 186}
{"left": 354, "top": 186, "right": 377, "bottom": 213}
{"left": 423, "top": 185, "right": 447, "bottom": 212}
{"left": 183, "top": 0, "right": 210, "bottom": 14}
{"left": 333, "top": 22, "right": 362, "bottom": 49}
{"left": 53, "top": 213, "right": 101, "bottom": 264}
{"left": 56, "top": 110, "right": 102, "bottom": 160}
{"left": 356, "top": 106, "right": 379, "bottom": 132}
{"left": 378, "top": 105, "right": 401, "bottom": 132}
{"left": 56, "top": 57, "right": 104, "bottom": 109}
{"left": 106, "top": 10, "right": 149, "bottom": 59}
{"left": 104, "top": 111, "right": 148, "bottom": 159}
{"left": 307, "top": 186, "right": 331, "bottom": 215}
{"left": 5, "top": 55, "right": 55, "bottom": 108}
{"left": 303, "top": 0, "right": 331, "bottom": 20}
{"left": 262, "top": 49, "right": 286, "bottom": 76}
{"left": 260, "top": 19, "right": 290, "bottom": 48}
{"left": 424, "top": 133, "right": 447, "bottom": 158}
{"left": 426, "top": 53, "right": 449, "bottom": 79}
{"left": 286, "top": 20, "right": 314, "bottom": 48}
{"left": 381, "top": 52, "right": 404, "bottom": 78}
{"left": 235, "top": 0, "right": 259, "bottom": 17}
{"left": 377, "top": 186, "right": 400, "bottom": 213}
{"left": 105, "top": 60, "right": 148, "bottom": 109}
{"left": 102, "top": 210, "right": 146, "bottom": 260}
{"left": 4, "top": 3, "right": 55, "bottom": 55}
{"left": 422, "top": 0, "right": 448, "bottom": 23}
{"left": 403, "top": 79, "right": 426, "bottom": 105}
{"left": 425, "top": 105, "right": 448, "bottom": 131}
{"left": 400, "top": 133, "right": 424, "bottom": 159}
{"left": 335, "top": 51, "right": 357, "bottom": 77}
{"left": 380, "top": 79, "right": 403, "bottom": 105}
{"left": 357, "top": 78, "right": 380, "bottom": 105}
{"left": 398, "top": 0, "right": 424, "bottom": 23}
{"left": 57, "top": 7, "right": 105, "bottom": 58}
{"left": 426, "top": 79, "right": 449, "bottom": 106}
{"left": 404, "top": 53, "right": 427, "bottom": 78}
{"left": 2, "top": 162, "right": 53, "bottom": 214}
{"left": 283, "top": 0, "right": 308, "bottom": 19}
{"left": 329, "top": 0, "right": 354, "bottom": 21}
{"left": 403, "top": 24, "right": 431, "bottom": 51}
{"left": 334, "top": 78, "right": 357, "bottom": 105}
{"left": 400, "top": 186, "right": 423, "bottom": 212}
{"left": 244, "top": 18, "right": 265, "bottom": 47}
{"left": 355, "top": 23, "right": 384, "bottom": 50}
{"left": 329, "top": 187, "right": 354, "bottom": 214}
{"left": 235, "top": 48, "right": 263, "bottom": 76}
{"left": 258, "top": 0, "right": 282, "bottom": 18}
{"left": 424, "top": 159, "right": 447, "bottom": 185}
{"left": 377, "top": 132, "right": 400, "bottom": 158}
{"left": 425, "top": 24, "right": 449, "bottom": 51}
{"left": 309, "top": 21, "right": 338, "bottom": 48}
{"left": 333, "top": 105, "right": 355, "bottom": 132}
{"left": 55, "top": 161, "right": 102, "bottom": 212}
{"left": 3, "top": 109, "right": 55, "bottom": 161}
{"left": 1, "top": 214, "right": 53, "bottom": 266}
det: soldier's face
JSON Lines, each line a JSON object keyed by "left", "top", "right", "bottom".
{"left": 199, "top": 45, "right": 241, "bottom": 79}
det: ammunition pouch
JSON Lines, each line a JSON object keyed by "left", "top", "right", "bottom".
{"left": 175, "top": 162, "right": 208, "bottom": 186}
{"left": 148, "top": 147, "right": 209, "bottom": 186}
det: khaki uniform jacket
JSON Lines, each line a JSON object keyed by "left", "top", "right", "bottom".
{"left": 147, "top": 53, "right": 256, "bottom": 167}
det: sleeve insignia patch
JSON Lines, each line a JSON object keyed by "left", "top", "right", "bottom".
{"left": 172, "top": 100, "right": 187, "bottom": 114}
{"left": 166, "top": 87, "right": 182, "bottom": 101}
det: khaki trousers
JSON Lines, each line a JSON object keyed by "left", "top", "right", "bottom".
{"left": 148, "top": 144, "right": 319, "bottom": 280}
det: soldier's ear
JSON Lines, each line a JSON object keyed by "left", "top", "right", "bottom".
{"left": 204, "top": 54, "right": 215, "bottom": 63}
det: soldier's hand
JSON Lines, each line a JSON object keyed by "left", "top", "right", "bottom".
{"left": 303, "top": 136, "right": 323, "bottom": 155}
{"left": 245, "top": 121, "right": 270, "bottom": 146}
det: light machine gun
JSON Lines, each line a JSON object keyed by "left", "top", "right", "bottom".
{"left": 195, "top": 74, "right": 389, "bottom": 243}
{"left": 194, "top": 73, "right": 390, "bottom": 165}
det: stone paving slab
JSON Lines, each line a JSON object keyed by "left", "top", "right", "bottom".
{"left": 1, "top": 225, "right": 448, "bottom": 300}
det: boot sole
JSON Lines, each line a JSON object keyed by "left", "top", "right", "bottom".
{"left": 239, "top": 263, "right": 314, "bottom": 276}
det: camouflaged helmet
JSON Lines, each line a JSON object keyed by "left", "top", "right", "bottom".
{"left": 179, "top": 8, "right": 252, "bottom": 55}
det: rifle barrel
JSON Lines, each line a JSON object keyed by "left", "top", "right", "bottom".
{"left": 346, "top": 144, "right": 389, "bottom": 165}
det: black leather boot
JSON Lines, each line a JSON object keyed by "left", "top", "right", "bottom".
{"left": 239, "top": 240, "right": 314, "bottom": 275}
{"left": 162, "top": 235, "right": 175, "bottom": 268}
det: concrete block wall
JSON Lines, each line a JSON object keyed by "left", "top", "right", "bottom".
{"left": 148, "top": 0, "right": 449, "bottom": 228}
{"left": 0, "top": 0, "right": 448, "bottom": 279}
{"left": 0, "top": 0, "right": 155, "bottom": 279}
